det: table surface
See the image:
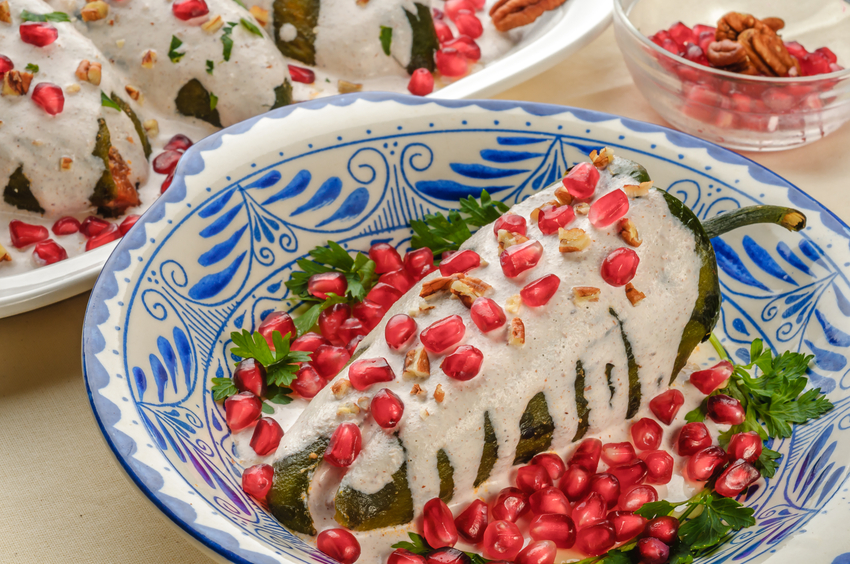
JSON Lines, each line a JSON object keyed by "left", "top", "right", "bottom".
{"left": 2, "top": 25, "right": 849, "bottom": 564}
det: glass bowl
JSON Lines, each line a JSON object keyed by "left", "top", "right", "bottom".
{"left": 613, "top": 0, "right": 850, "bottom": 151}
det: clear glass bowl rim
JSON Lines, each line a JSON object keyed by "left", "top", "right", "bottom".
{"left": 612, "top": 0, "right": 850, "bottom": 84}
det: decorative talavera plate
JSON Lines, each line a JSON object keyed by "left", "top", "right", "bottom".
{"left": 82, "top": 94, "right": 850, "bottom": 564}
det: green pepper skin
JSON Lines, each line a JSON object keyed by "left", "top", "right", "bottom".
{"left": 3, "top": 166, "right": 43, "bottom": 214}
{"left": 513, "top": 392, "right": 555, "bottom": 464}
{"left": 436, "top": 449, "right": 454, "bottom": 503}
{"left": 572, "top": 361, "right": 590, "bottom": 442}
{"left": 268, "top": 437, "right": 328, "bottom": 535}
{"left": 90, "top": 118, "right": 142, "bottom": 218}
{"left": 273, "top": 81, "right": 293, "bottom": 110}
{"left": 110, "top": 92, "right": 151, "bottom": 159}
{"left": 474, "top": 411, "right": 498, "bottom": 487}
{"left": 404, "top": 3, "right": 439, "bottom": 74}
{"left": 272, "top": 0, "right": 319, "bottom": 65}
{"left": 175, "top": 79, "right": 223, "bottom": 128}
{"left": 610, "top": 308, "right": 642, "bottom": 418}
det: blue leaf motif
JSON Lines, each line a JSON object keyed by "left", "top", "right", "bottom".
{"left": 234, "top": 312, "right": 245, "bottom": 328}
{"left": 199, "top": 225, "right": 247, "bottom": 267}
{"left": 450, "top": 163, "right": 529, "bottom": 179}
{"left": 199, "top": 187, "right": 236, "bottom": 219}
{"left": 267, "top": 281, "right": 281, "bottom": 293}
{"left": 833, "top": 284, "right": 850, "bottom": 316}
{"left": 140, "top": 411, "right": 167, "bottom": 450}
{"left": 815, "top": 310, "right": 850, "bottom": 346}
{"left": 480, "top": 149, "right": 543, "bottom": 163}
{"left": 253, "top": 215, "right": 275, "bottom": 243}
{"left": 210, "top": 468, "right": 251, "bottom": 515}
{"left": 157, "top": 336, "right": 178, "bottom": 393}
{"left": 133, "top": 367, "right": 147, "bottom": 401}
{"left": 317, "top": 187, "right": 370, "bottom": 227}
{"left": 211, "top": 409, "right": 222, "bottom": 431}
{"left": 805, "top": 339, "right": 847, "bottom": 371}
{"left": 158, "top": 420, "right": 186, "bottom": 462}
{"left": 711, "top": 238, "right": 770, "bottom": 291}
{"left": 245, "top": 170, "right": 281, "bottom": 189}
{"left": 172, "top": 327, "right": 192, "bottom": 390}
{"left": 150, "top": 354, "right": 168, "bottom": 402}
{"left": 262, "top": 170, "right": 311, "bottom": 206}
{"left": 186, "top": 448, "right": 214, "bottom": 488}
{"left": 291, "top": 177, "right": 341, "bottom": 216}
{"left": 199, "top": 202, "right": 244, "bottom": 238}
{"left": 795, "top": 426, "right": 833, "bottom": 492}
{"left": 735, "top": 348, "right": 750, "bottom": 363}
{"left": 799, "top": 239, "right": 824, "bottom": 263}
{"left": 806, "top": 367, "right": 836, "bottom": 393}
{"left": 415, "top": 180, "right": 510, "bottom": 200}
{"left": 497, "top": 136, "right": 547, "bottom": 145}
{"left": 776, "top": 241, "right": 812, "bottom": 275}
{"left": 732, "top": 318, "right": 750, "bottom": 335}
{"left": 188, "top": 251, "right": 247, "bottom": 300}
{"left": 742, "top": 235, "right": 797, "bottom": 286}
{"left": 818, "top": 466, "right": 846, "bottom": 505}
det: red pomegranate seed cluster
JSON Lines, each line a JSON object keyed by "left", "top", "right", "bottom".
{"left": 155, "top": 134, "right": 194, "bottom": 194}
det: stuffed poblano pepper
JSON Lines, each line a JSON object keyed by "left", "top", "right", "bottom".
{"left": 266, "top": 151, "right": 805, "bottom": 537}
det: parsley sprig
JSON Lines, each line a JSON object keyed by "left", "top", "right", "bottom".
{"left": 20, "top": 10, "right": 69, "bottom": 22}
{"left": 410, "top": 190, "right": 509, "bottom": 256}
{"left": 392, "top": 532, "right": 490, "bottom": 564}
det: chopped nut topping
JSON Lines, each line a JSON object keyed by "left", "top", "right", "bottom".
{"left": 589, "top": 146, "right": 615, "bottom": 169}
{"left": 65, "top": 83, "right": 81, "bottom": 94}
{"left": 554, "top": 184, "right": 573, "bottom": 205}
{"left": 505, "top": 294, "right": 521, "bottom": 314}
{"left": 116, "top": 39, "right": 125, "bottom": 48}
{"left": 0, "top": 1, "right": 11, "bottom": 24}
{"left": 338, "top": 80, "right": 362, "bottom": 94}
{"left": 141, "top": 50, "right": 157, "bottom": 69}
{"left": 450, "top": 276, "right": 492, "bottom": 308}
{"left": 574, "top": 202, "right": 590, "bottom": 215}
{"left": 75, "top": 60, "right": 102, "bottom": 86}
{"left": 408, "top": 300, "right": 434, "bottom": 317}
{"left": 625, "top": 283, "right": 646, "bottom": 306}
{"left": 508, "top": 318, "right": 525, "bottom": 347}
{"left": 60, "top": 157, "right": 73, "bottom": 171}
{"left": 559, "top": 227, "right": 591, "bottom": 253}
{"left": 332, "top": 378, "right": 352, "bottom": 398}
{"left": 411, "top": 383, "right": 427, "bottom": 396}
{"left": 2, "top": 71, "right": 32, "bottom": 96}
{"left": 434, "top": 384, "right": 445, "bottom": 403}
{"left": 403, "top": 347, "right": 430, "bottom": 379}
{"left": 420, "top": 275, "right": 458, "bottom": 299}
{"left": 573, "top": 286, "right": 600, "bottom": 304}
{"left": 125, "top": 84, "right": 142, "bottom": 102}
{"left": 0, "top": 243, "right": 10, "bottom": 262}
{"left": 618, "top": 218, "right": 642, "bottom": 247}
{"left": 202, "top": 15, "right": 224, "bottom": 33}
{"left": 530, "top": 199, "right": 559, "bottom": 222}
{"left": 497, "top": 229, "right": 529, "bottom": 252}
{"left": 624, "top": 181, "right": 652, "bottom": 198}
{"left": 420, "top": 407, "right": 430, "bottom": 420}
{"left": 357, "top": 396, "right": 370, "bottom": 411}
{"left": 81, "top": 1, "right": 109, "bottom": 21}
{"left": 248, "top": 5, "right": 269, "bottom": 26}
{"left": 337, "top": 402, "right": 361, "bottom": 417}
{"left": 308, "top": 452, "right": 318, "bottom": 459}
{"left": 143, "top": 119, "right": 159, "bottom": 137}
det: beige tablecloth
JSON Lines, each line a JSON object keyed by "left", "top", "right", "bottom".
{"left": 2, "top": 26, "right": 849, "bottom": 564}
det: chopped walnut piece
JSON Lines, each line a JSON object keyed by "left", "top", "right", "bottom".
{"left": 75, "top": 60, "right": 102, "bottom": 86}
{"left": 143, "top": 119, "right": 159, "bottom": 137}
{"left": 531, "top": 199, "right": 559, "bottom": 222}
{"left": 249, "top": 5, "right": 269, "bottom": 26}
{"left": 141, "top": 50, "right": 157, "bottom": 69}
{"left": 202, "top": 15, "right": 224, "bottom": 33}
{"left": 332, "top": 378, "right": 352, "bottom": 399}
{"left": 573, "top": 286, "right": 600, "bottom": 304}
{"left": 589, "top": 147, "right": 614, "bottom": 169}
{"left": 308, "top": 452, "right": 318, "bottom": 459}
{"left": 2, "top": 71, "right": 32, "bottom": 96}
{"left": 618, "top": 218, "right": 642, "bottom": 247}
{"left": 497, "top": 229, "right": 529, "bottom": 252}
{"left": 420, "top": 407, "right": 430, "bottom": 420}
{"left": 403, "top": 347, "right": 430, "bottom": 379}
{"left": 559, "top": 227, "right": 591, "bottom": 253}
{"left": 0, "top": 243, "right": 10, "bottom": 262}
{"left": 434, "top": 384, "right": 445, "bottom": 403}
{"left": 625, "top": 283, "right": 646, "bottom": 306}
{"left": 408, "top": 300, "right": 435, "bottom": 317}
{"left": 450, "top": 276, "right": 492, "bottom": 308}
{"left": 357, "top": 396, "right": 370, "bottom": 411}
{"left": 508, "top": 318, "right": 525, "bottom": 347}
{"left": 115, "top": 39, "right": 125, "bottom": 48}
{"left": 624, "top": 181, "right": 652, "bottom": 198}
{"left": 337, "top": 402, "right": 360, "bottom": 417}
{"left": 505, "top": 294, "right": 521, "bottom": 314}
{"left": 554, "top": 184, "right": 573, "bottom": 205}
{"left": 59, "top": 157, "right": 73, "bottom": 171}
{"left": 65, "top": 83, "right": 81, "bottom": 94}
{"left": 420, "top": 275, "right": 459, "bottom": 299}
{"left": 81, "top": 1, "right": 109, "bottom": 21}
{"left": 0, "top": 1, "right": 10, "bottom": 24}
{"left": 125, "top": 85, "right": 142, "bottom": 102}
{"left": 338, "top": 80, "right": 362, "bottom": 94}
{"left": 574, "top": 202, "right": 590, "bottom": 215}
{"left": 410, "top": 383, "right": 427, "bottom": 396}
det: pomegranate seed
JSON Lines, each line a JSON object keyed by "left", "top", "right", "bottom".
{"left": 224, "top": 392, "right": 262, "bottom": 432}
{"left": 690, "top": 360, "right": 733, "bottom": 394}
{"left": 352, "top": 300, "right": 386, "bottom": 331}
{"left": 529, "top": 486, "right": 570, "bottom": 515}
{"left": 426, "top": 548, "right": 471, "bottom": 564}
{"left": 290, "top": 332, "right": 330, "bottom": 357}
{"left": 319, "top": 303, "right": 351, "bottom": 345}
{"left": 537, "top": 205, "right": 575, "bottom": 234}
{"left": 445, "top": 0, "right": 475, "bottom": 20}
{"left": 9, "top": 220, "right": 48, "bottom": 249}
{"left": 618, "top": 484, "right": 658, "bottom": 512}
{"left": 569, "top": 438, "right": 602, "bottom": 473}
{"left": 338, "top": 317, "right": 368, "bottom": 346}
{"left": 601, "top": 442, "right": 637, "bottom": 466}
{"left": 0, "top": 55, "right": 12, "bottom": 77}
{"left": 500, "top": 240, "right": 544, "bottom": 278}
{"left": 516, "top": 541, "right": 556, "bottom": 564}
{"left": 420, "top": 315, "right": 465, "bottom": 353}
{"left": 631, "top": 418, "right": 663, "bottom": 451}
{"left": 172, "top": 0, "right": 208, "bottom": 19}
{"left": 639, "top": 450, "right": 674, "bottom": 485}
{"left": 161, "top": 172, "right": 174, "bottom": 194}
{"left": 389, "top": 549, "right": 427, "bottom": 564}
{"left": 589, "top": 473, "right": 620, "bottom": 509}
{"left": 52, "top": 216, "right": 81, "bottom": 236}
{"left": 728, "top": 431, "right": 763, "bottom": 462}
{"left": 325, "top": 422, "right": 362, "bottom": 467}
{"left": 677, "top": 422, "right": 712, "bottom": 456}
{"left": 161, "top": 135, "right": 190, "bottom": 153}
{"left": 669, "top": 21, "right": 695, "bottom": 46}
{"left": 119, "top": 214, "right": 140, "bottom": 236}
{"left": 637, "top": 537, "right": 669, "bottom": 564}
{"left": 232, "top": 358, "right": 267, "bottom": 397}
{"left": 816, "top": 46, "right": 838, "bottom": 64}
{"left": 366, "top": 282, "right": 402, "bottom": 309}
{"left": 455, "top": 499, "right": 489, "bottom": 543}
{"left": 715, "top": 459, "right": 760, "bottom": 498}
{"left": 384, "top": 314, "right": 417, "bottom": 351}
{"left": 482, "top": 520, "right": 523, "bottom": 561}
{"left": 574, "top": 521, "right": 615, "bottom": 556}
{"left": 379, "top": 268, "right": 415, "bottom": 294}
{"left": 33, "top": 239, "right": 67, "bottom": 265}
{"left": 687, "top": 446, "right": 728, "bottom": 481}
{"left": 683, "top": 43, "right": 709, "bottom": 65}
{"left": 800, "top": 52, "right": 831, "bottom": 76}
{"left": 19, "top": 22, "right": 58, "bottom": 47}
{"left": 601, "top": 248, "right": 640, "bottom": 287}
{"left": 588, "top": 190, "right": 629, "bottom": 228}
{"left": 404, "top": 248, "right": 436, "bottom": 280}
{"left": 532, "top": 452, "right": 565, "bottom": 480}
{"left": 242, "top": 463, "right": 274, "bottom": 500}
{"left": 560, "top": 464, "right": 590, "bottom": 501}
{"left": 85, "top": 224, "right": 121, "bottom": 250}
{"left": 447, "top": 36, "right": 482, "bottom": 62}
{"left": 518, "top": 274, "right": 561, "bottom": 308}
{"left": 454, "top": 11, "right": 483, "bottom": 39}
{"left": 371, "top": 388, "right": 404, "bottom": 428}
{"left": 494, "top": 214, "right": 527, "bottom": 237}
{"left": 491, "top": 487, "right": 529, "bottom": 522}
{"left": 250, "top": 417, "right": 284, "bottom": 455}
{"left": 347, "top": 335, "right": 364, "bottom": 355}
{"left": 645, "top": 516, "right": 679, "bottom": 544}
{"left": 562, "top": 162, "right": 599, "bottom": 200}
{"left": 529, "top": 514, "right": 576, "bottom": 548}
{"left": 153, "top": 150, "right": 182, "bottom": 175}
{"left": 258, "top": 311, "right": 297, "bottom": 348}
{"left": 469, "top": 297, "right": 506, "bottom": 333}
{"left": 407, "top": 67, "right": 435, "bottom": 96}
{"left": 307, "top": 272, "right": 347, "bottom": 299}
{"left": 313, "top": 344, "right": 351, "bottom": 379}
{"left": 439, "top": 249, "right": 480, "bottom": 276}
{"left": 608, "top": 511, "right": 647, "bottom": 542}
{"left": 608, "top": 459, "right": 648, "bottom": 488}
{"left": 423, "top": 497, "right": 458, "bottom": 548}
{"left": 707, "top": 394, "right": 745, "bottom": 425}
{"left": 649, "top": 389, "right": 685, "bottom": 425}
{"left": 287, "top": 63, "right": 315, "bottom": 83}
{"left": 516, "top": 464, "right": 553, "bottom": 493}
{"left": 369, "top": 243, "right": 403, "bottom": 273}
{"left": 434, "top": 20, "right": 453, "bottom": 42}
{"left": 291, "top": 365, "right": 326, "bottom": 398}
{"left": 317, "top": 529, "right": 361, "bottom": 564}
{"left": 80, "top": 216, "right": 111, "bottom": 238}
{"left": 348, "top": 357, "right": 395, "bottom": 390}
{"left": 441, "top": 345, "right": 483, "bottom": 381}
{"left": 572, "top": 492, "right": 607, "bottom": 529}
{"left": 436, "top": 48, "right": 468, "bottom": 77}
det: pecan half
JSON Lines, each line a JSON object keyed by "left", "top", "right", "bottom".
{"left": 706, "top": 39, "right": 754, "bottom": 73}
{"left": 715, "top": 12, "right": 757, "bottom": 42}
{"left": 740, "top": 25, "right": 798, "bottom": 77}
{"left": 490, "top": 0, "right": 568, "bottom": 32}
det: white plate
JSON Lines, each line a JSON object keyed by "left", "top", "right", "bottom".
{"left": 0, "top": 0, "right": 612, "bottom": 319}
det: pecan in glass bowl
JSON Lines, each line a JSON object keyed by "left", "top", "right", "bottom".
{"left": 613, "top": 0, "right": 850, "bottom": 151}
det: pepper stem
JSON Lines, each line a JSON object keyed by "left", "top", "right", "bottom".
{"left": 709, "top": 333, "right": 730, "bottom": 361}
{"left": 701, "top": 206, "right": 806, "bottom": 240}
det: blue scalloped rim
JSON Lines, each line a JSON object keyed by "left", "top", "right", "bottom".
{"left": 82, "top": 92, "right": 850, "bottom": 564}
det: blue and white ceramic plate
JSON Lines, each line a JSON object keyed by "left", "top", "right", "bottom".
{"left": 82, "top": 94, "right": 850, "bottom": 564}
